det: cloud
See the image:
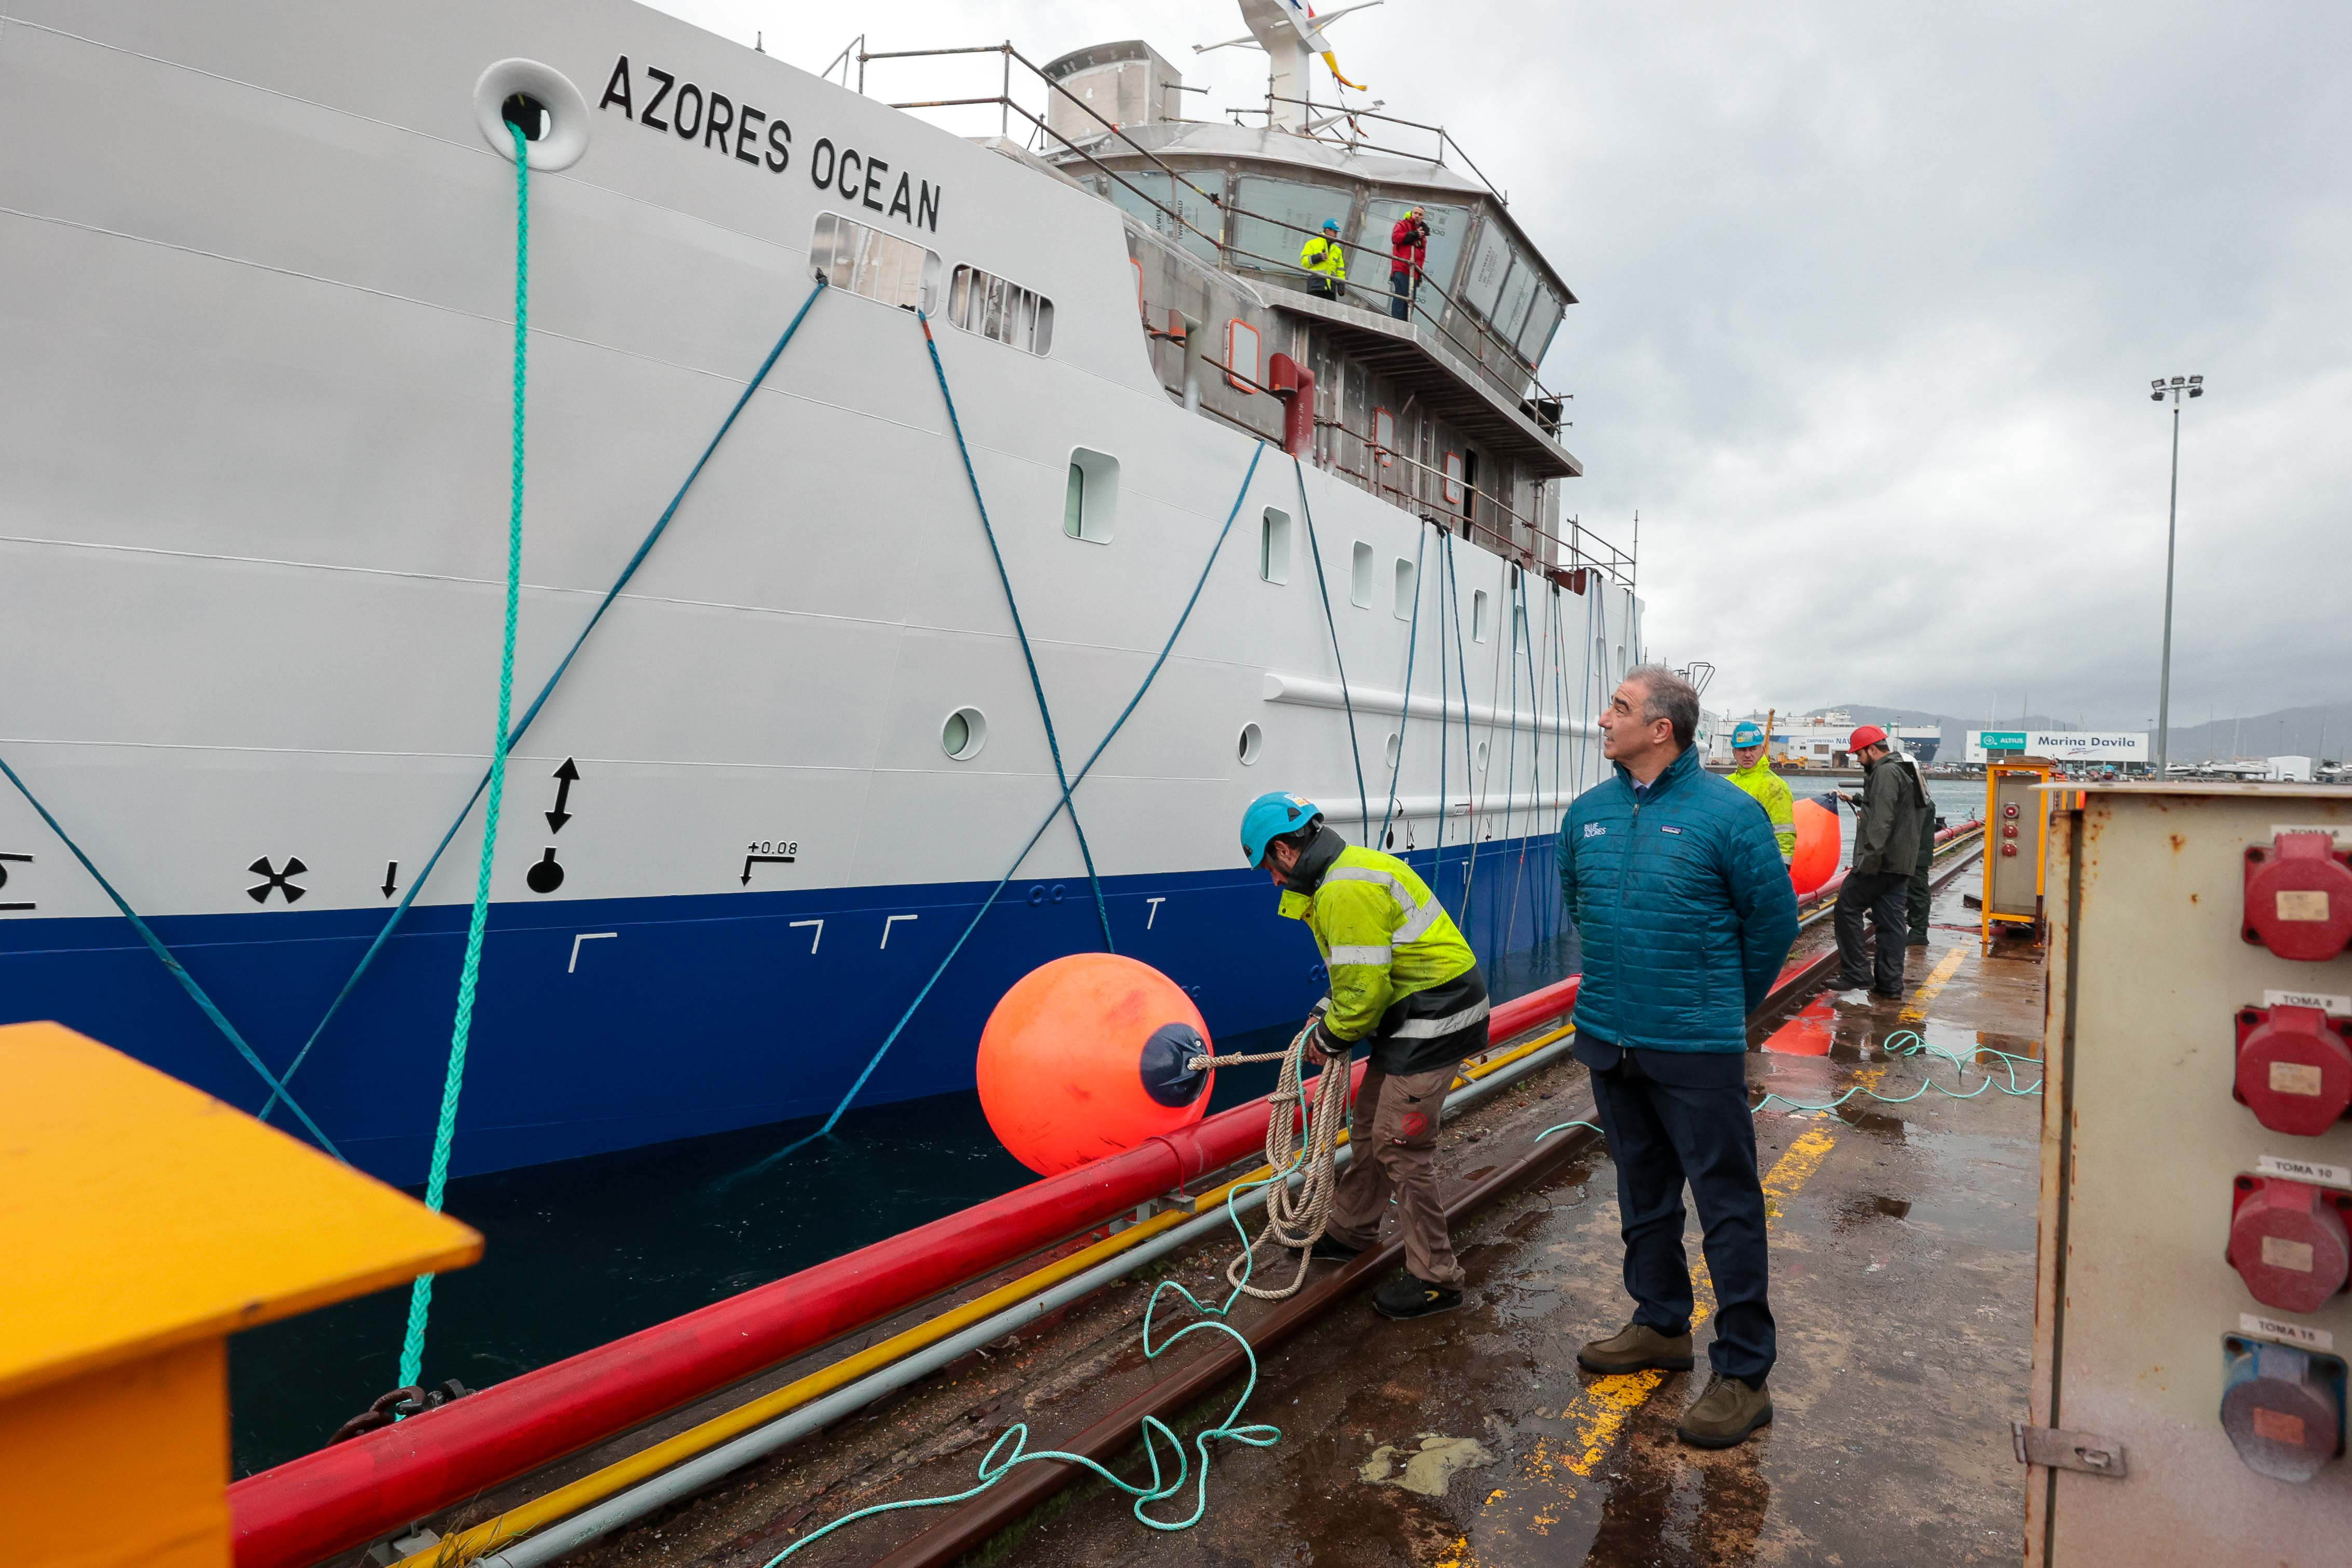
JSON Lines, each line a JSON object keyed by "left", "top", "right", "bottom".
{"left": 648, "top": 1, "right": 2352, "bottom": 725}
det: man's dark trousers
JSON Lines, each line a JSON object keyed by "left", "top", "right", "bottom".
{"left": 1582, "top": 1043, "right": 1775, "bottom": 1384}
{"left": 1389, "top": 268, "right": 1413, "bottom": 320}
{"left": 1906, "top": 811, "right": 1936, "bottom": 942}
{"left": 1834, "top": 869, "right": 1909, "bottom": 992}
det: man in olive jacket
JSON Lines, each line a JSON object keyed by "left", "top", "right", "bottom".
{"left": 1557, "top": 666, "right": 1799, "bottom": 1449}
{"left": 1831, "top": 726, "right": 1925, "bottom": 998}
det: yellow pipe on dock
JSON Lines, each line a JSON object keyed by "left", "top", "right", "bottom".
{"left": 403, "top": 1024, "right": 1575, "bottom": 1565}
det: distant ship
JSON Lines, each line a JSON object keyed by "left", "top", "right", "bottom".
{"left": 1710, "top": 711, "right": 1941, "bottom": 767}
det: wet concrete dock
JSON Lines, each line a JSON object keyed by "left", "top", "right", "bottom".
{"left": 543, "top": 864, "right": 2044, "bottom": 1568}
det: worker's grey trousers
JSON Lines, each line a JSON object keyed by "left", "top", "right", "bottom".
{"left": 1325, "top": 1063, "right": 1464, "bottom": 1288}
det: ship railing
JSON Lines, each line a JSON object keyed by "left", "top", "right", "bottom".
{"left": 1140, "top": 320, "right": 1630, "bottom": 589}
{"left": 849, "top": 43, "right": 1572, "bottom": 414}
{"left": 1225, "top": 93, "right": 1508, "bottom": 207}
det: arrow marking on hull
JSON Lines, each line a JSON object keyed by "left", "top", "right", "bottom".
{"left": 881, "top": 913, "right": 918, "bottom": 949}
{"left": 568, "top": 931, "right": 617, "bottom": 973}
{"left": 380, "top": 861, "right": 399, "bottom": 898}
{"left": 789, "top": 918, "right": 823, "bottom": 953}
{"left": 547, "top": 757, "right": 579, "bottom": 832}
{"left": 741, "top": 849, "right": 797, "bottom": 885}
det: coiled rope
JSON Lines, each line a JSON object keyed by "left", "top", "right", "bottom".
{"left": 1182, "top": 1023, "right": 1357, "bottom": 1301}
{"left": 396, "top": 121, "right": 531, "bottom": 1387}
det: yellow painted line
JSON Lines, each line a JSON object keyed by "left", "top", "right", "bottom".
{"left": 1900, "top": 944, "right": 1967, "bottom": 1024}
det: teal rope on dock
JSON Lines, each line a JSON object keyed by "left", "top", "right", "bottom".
{"left": 915, "top": 312, "right": 1113, "bottom": 953}
{"left": 750, "top": 1090, "right": 1328, "bottom": 1560}
{"left": 255, "top": 277, "right": 831, "bottom": 1125}
{"left": 397, "top": 121, "right": 530, "bottom": 1388}
{"left": 724, "top": 443, "right": 1271, "bottom": 1186}
{"left": 1292, "top": 457, "right": 1370, "bottom": 840}
{"left": 0, "top": 751, "right": 343, "bottom": 1157}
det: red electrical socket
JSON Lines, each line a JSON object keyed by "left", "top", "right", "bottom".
{"left": 2244, "top": 831, "right": 2352, "bottom": 961}
{"left": 2228, "top": 1176, "right": 2352, "bottom": 1315}
{"left": 2236, "top": 1005, "right": 2352, "bottom": 1137}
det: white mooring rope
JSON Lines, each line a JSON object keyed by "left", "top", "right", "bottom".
{"left": 1187, "top": 1024, "right": 1357, "bottom": 1301}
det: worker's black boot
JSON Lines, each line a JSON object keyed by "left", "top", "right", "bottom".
{"left": 1371, "top": 1273, "right": 1463, "bottom": 1319}
{"left": 1676, "top": 1372, "right": 1773, "bottom": 1448}
{"left": 1576, "top": 1321, "right": 1694, "bottom": 1374}
{"left": 1310, "top": 1233, "right": 1364, "bottom": 1263}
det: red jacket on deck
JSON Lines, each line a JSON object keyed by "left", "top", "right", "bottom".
{"left": 1390, "top": 214, "right": 1429, "bottom": 277}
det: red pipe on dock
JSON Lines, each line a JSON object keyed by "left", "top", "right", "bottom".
{"left": 228, "top": 975, "right": 1584, "bottom": 1568}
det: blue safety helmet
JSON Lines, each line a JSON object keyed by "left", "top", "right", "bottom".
{"left": 1241, "top": 791, "right": 1323, "bottom": 868}
{"left": 1322, "top": 219, "right": 1339, "bottom": 233}
{"left": 1731, "top": 720, "right": 1765, "bottom": 747}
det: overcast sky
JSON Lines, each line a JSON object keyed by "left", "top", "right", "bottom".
{"left": 648, "top": 1, "right": 2350, "bottom": 729}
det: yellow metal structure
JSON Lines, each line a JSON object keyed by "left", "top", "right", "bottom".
{"left": 0, "top": 1021, "right": 483, "bottom": 1568}
{"left": 1983, "top": 759, "right": 2058, "bottom": 949}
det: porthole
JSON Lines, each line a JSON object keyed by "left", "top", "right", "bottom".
{"left": 1476, "top": 740, "right": 1490, "bottom": 771}
{"left": 474, "top": 59, "right": 591, "bottom": 171}
{"left": 941, "top": 707, "right": 988, "bottom": 760}
{"left": 1238, "top": 723, "right": 1263, "bottom": 766}
{"left": 1384, "top": 731, "right": 1402, "bottom": 769}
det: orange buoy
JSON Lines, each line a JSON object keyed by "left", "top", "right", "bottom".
{"left": 1789, "top": 796, "right": 1840, "bottom": 897}
{"left": 975, "top": 953, "right": 1214, "bottom": 1175}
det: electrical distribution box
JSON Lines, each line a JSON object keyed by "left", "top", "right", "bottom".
{"left": 1984, "top": 759, "right": 2057, "bottom": 947}
{"left": 2028, "top": 785, "right": 2352, "bottom": 1565}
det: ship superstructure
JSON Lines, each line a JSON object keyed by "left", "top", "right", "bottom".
{"left": 0, "top": 0, "right": 1638, "bottom": 1181}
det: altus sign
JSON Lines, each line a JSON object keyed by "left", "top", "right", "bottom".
{"left": 1966, "top": 730, "right": 2149, "bottom": 763}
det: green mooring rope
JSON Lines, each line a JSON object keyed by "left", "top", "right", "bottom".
{"left": 396, "top": 121, "right": 530, "bottom": 1387}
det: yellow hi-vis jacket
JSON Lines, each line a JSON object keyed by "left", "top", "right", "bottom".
{"left": 1729, "top": 755, "right": 1797, "bottom": 864}
{"left": 1280, "top": 835, "right": 1488, "bottom": 1074}
{"left": 1299, "top": 235, "right": 1347, "bottom": 283}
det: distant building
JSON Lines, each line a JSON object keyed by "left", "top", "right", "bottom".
{"left": 2267, "top": 755, "right": 2316, "bottom": 782}
{"left": 1712, "top": 710, "right": 1939, "bottom": 768}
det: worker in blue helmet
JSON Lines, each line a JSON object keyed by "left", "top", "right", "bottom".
{"left": 1238, "top": 790, "right": 1487, "bottom": 1320}
{"left": 1725, "top": 720, "right": 1794, "bottom": 866}
{"left": 1299, "top": 219, "right": 1347, "bottom": 301}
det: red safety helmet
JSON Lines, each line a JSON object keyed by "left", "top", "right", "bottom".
{"left": 1848, "top": 724, "right": 1888, "bottom": 751}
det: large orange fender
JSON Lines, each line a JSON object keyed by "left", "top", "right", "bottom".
{"left": 976, "top": 953, "right": 1214, "bottom": 1175}
{"left": 1789, "top": 797, "right": 1841, "bottom": 897}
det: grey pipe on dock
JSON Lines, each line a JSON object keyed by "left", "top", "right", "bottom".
{"left": 475, "top": 1035, "right": 1581, "bottom": 1566}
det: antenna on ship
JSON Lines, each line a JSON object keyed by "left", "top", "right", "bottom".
{"left": 1195, "top": 0, "right": 1384, "bottom": 131}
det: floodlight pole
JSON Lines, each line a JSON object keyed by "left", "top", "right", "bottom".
{"left": 2150, "top": 375, "right": 2203, "bottom": 777}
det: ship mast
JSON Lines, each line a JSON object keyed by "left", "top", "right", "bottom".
{"left": 1195, "top": 0, "right": 1382, "bottom": 130}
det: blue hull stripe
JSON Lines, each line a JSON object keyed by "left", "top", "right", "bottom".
{"left": 0, "top": 834, "right": 1564, "bottom": 1184}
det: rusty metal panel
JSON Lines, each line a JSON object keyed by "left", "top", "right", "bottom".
{"left": 2031, "top": 785, "right": 2352, "bottom": 1566}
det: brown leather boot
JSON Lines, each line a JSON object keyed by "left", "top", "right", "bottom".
{"left": 1576, "top": 1321, "right": 1695, "bottom": 1374}
{"left": 1676, "top": 1372, "right": 1773, "bottom": 1448}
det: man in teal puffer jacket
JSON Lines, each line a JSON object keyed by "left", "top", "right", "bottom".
{"left": 1557, "top": 665, "right": 1799, "bottom": 1449}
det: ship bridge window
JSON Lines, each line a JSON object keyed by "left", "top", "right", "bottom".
{"left": 947, "top": 264, "right": 1054, "bottom": 355}
{"left": 1514, "top": 279, "right": 1563, "bottom": 366}
{"left": 1260, "top": 507, "right": 1292, "bottom": 583}
{"left": 1353, "top": 199, "right": 1470, "bottom": 304}
{"left": 1462, "top": 223, "right": 1511, "bottom": 318}
{"left": 1106, "top": 170, "right": 1224, "bottom": 265}
{"left": 811, "top": 212, "right": 941, "bottom": 312}
{"left": 1491, "top": 257, "right": 1540, "bottom": 347}
{"left": 1230, "top": 176, "right": 1351, "bottom": 283}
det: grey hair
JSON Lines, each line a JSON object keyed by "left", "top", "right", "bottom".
{"left": 1623, "top": 664, "right": 1700, "bottom": 750}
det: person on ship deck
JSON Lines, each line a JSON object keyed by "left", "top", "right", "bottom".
{"left": 1389, "top": 206, "right": 1430, "bottom": 321}
{"left": 1724, "top": 720, "right": 1795, "bottom": 867}
{"left": 1300, "top": 219, "right": 1347, "bottom": 301}
{"left": 1829, "top": 725, "right": 1927, "bottom": 999}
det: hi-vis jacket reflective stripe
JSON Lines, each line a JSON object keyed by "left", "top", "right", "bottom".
{"left": 1281, "top": 834, "right": 1486, "bottom": 1074}
{"left": 1299, "top": 236, "right": 1347, "bottom": 281}
{"left": 1728, "top": 756, "right": 1796, "bottom": 863}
